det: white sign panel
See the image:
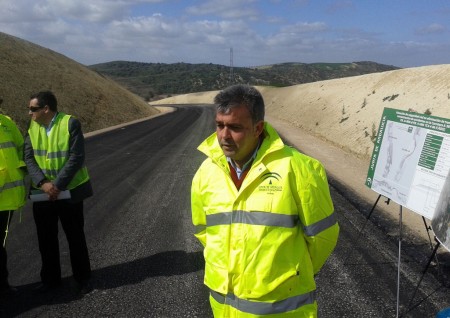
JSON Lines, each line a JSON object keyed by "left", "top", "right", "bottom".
{"left": 366, "top": 108, "right": 450, "bottom": 220}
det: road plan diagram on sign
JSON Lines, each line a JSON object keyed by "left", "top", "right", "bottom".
{"left": 366, "top": 108, "right": 450, "bottom": 219}
{"left": 372, "top": 121, "right": 427, "bottom": 207}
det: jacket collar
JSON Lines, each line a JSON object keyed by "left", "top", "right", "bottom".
{"left": 198, "top": 122, "right": 285, "bottom": 166}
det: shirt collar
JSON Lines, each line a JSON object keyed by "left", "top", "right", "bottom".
{"left": 46, "top": 112, "right": 58, "bottom": 135}
{"left": 227, "top": 139, "right": 262, "bottom": 175}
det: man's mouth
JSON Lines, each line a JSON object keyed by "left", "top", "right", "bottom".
{"left": 221, "top": 144, "right": 235, "bottom": 150}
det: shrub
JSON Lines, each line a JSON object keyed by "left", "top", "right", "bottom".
{"left": 361, "top": 98, "right": 367, "bottom": 108}
{"left": 383, "top": 94, "right": 399, "bottom": 102}
{"left": 371, "top": 123, "right": 377, "bottom": 143}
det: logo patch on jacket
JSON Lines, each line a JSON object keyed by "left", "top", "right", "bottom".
{"left": 0, "top": 124, "right": 11, "bottom": 133}
{"left": 258, "top": 172, "right": 282, "bottom": 193}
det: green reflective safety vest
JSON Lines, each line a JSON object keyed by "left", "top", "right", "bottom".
{"left": 191, "top": 122, "right": 339, "bottom": 317}
{"left": 0, "top": 115, "right": 26, "bottom": 211}
{"left": 28, "top": 113, "right": 89, "bottom": 190}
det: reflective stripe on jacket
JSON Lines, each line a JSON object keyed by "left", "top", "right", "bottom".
{"left": 0, "top": 115, "right": 26, "bottom": 211}
{"left": 28, "top": 113, "right": 89, "bottom": 190}
{"left": 191, "top": 122, "right": 339, "bottom": 316}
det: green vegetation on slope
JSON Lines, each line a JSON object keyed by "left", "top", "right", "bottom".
{"left": 89, "top": 61, "right": 400, "bottom": 100}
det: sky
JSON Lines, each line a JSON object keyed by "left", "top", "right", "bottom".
{"left": 1, "top": 0, "right": 450, "bottom": 68}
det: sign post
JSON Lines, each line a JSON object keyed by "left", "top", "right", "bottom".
{"left": 365, "top": 108, "right": 450, "bottom": 316}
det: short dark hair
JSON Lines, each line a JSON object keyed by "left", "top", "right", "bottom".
{"left": 214, "top": 84, "right": 265, "bottom": 123}
{"left": 30, "top": 91, "right": 58, "bottom": 112}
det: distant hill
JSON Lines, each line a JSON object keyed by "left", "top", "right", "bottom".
{"left": 89, "top": 60, "right": 400, "bottom": 100}
{"left": 0, "top": 32, "right": 159, "bottom": 133}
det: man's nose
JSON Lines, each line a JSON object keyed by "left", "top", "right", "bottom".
{"left": 221, "top": 127, "right": 231, "bottom": 138}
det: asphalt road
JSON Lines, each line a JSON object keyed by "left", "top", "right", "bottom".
{"left": 1, "top": 105, "right": 449, "bottom": 317}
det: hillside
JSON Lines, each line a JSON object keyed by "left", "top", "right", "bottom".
{"left": 151, "top": 64, "right": 450, "bottom": 161}
{"left": 3, "top": 29, "right": 447, "bottom": 164}
{"left": 0, "top": 32, "right": 159, "bottom": 133}
{"left": 89, "top": 61, "right": 400, "bottom": 100}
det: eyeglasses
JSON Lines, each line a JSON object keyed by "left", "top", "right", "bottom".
{"left": 28, "top": 106, "right": 44, "bottom": 112}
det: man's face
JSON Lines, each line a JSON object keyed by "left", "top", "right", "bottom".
{"left": 215, "top": 104, "right": 264, "bottom": 167}
{"left": 28, "top": 98, "right": 47, "bottom": 124}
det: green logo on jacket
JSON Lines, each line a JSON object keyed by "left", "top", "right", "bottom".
{"left": 259, "top": 172, "right": 282, "bottom": 193}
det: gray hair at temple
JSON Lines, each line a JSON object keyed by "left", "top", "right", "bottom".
{"left": 214, "top": 84, "right": 265, "bottom": 123}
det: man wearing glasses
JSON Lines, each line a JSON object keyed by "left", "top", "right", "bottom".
{"left": 24, "top": 91, "right": 93, "bottom": 295}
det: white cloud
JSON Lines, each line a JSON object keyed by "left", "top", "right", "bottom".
{"left": 0, "top": 0, "right": 449, "bottom": 67}
{"left": 36, "top": 0, "right": 128, "bottom": 22}
{"left": 280, "top": 22, "right": 328, "bottom": 33}
{"left": 186, "top": 0, "right": 260, "bottom": 19}
{"left": 1, "top": 0, "right": 164, "bottom": 24}
{"left": 415, "top": 23, "right": 446, "bottom": 35}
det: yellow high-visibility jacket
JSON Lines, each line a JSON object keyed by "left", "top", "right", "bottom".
{"left": 191, "top": 122, "right": 339, "bottom": 317}
{"left": 0, "top": 115, "right": 26, "bottom": 211}
{"left": 28, "top": 113, "right": 89, "bottom": 190}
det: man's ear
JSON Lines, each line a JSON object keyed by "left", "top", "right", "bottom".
{"left": 254, "top": 121, "right": 264, "bottom": 137}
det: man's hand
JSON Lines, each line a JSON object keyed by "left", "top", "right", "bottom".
{"left": 41, "top": 182, "right": 61, "bottom": 201}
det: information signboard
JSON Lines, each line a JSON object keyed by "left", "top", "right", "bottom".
{"left": 365, "top": 108, "right": 450, "bottom": 222}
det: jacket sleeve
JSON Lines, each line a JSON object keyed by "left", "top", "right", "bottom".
{"left": 191, "top": 169, "right": 207, "bottom": 247}
{"left": 297, "top": 157, "right": 339, "bottom": 274}
{"left": 53, "top": 117, "right": 85, "bottom": 190}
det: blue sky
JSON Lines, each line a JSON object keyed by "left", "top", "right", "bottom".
{"left": 1, "top": 0, "right": 450, "bottom": 68}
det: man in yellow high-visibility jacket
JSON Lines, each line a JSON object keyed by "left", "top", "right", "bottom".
{"left": 191, "top": 85, "right": 339, "bottom": 317}
{"left": 24, "top": 91, "right": 93, "bottom": 295}
{"left": 0, "top": 114, "right": 26, "bottom": 296}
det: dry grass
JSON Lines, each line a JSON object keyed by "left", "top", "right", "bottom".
{"left": 0, "top": 32, "right": 159, "bottom": 134}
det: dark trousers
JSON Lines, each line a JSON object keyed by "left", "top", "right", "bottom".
{"left": 33, "top": 200, "right": 91, "bottom": 285}
{"left": 0, "top": 211, "right": 13, "bottom": 287}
